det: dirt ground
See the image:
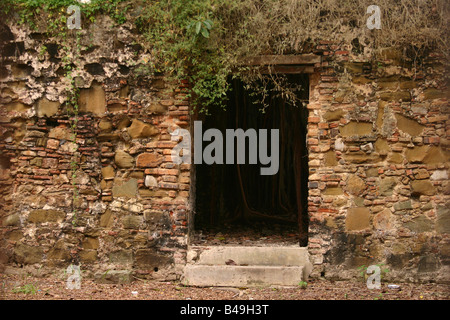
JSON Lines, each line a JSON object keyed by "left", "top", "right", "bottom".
{"left": 1, "top": 273, "right": 448, "bottom": 301}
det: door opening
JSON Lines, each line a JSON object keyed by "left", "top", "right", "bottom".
{"left": 192, "top": 74, "right": 309, "bottom": 246}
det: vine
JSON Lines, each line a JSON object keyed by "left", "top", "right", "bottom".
{"left": 61, "top": 30, "right": 82, "bottom": 226}
{"left": 2, "top": 0, "right": 449, "bottom": 114}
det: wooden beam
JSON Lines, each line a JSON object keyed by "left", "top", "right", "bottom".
{"left": 245, "top": 54, "right": 320, "bottom": 66}
{"left": 259, "top": 65, "right": 315, "bottom": 74}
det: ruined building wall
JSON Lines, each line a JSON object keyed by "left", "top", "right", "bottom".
{"left": 0, "top": 17, "right": 190, "bottom": 281}
{"left": 307, "top": 44, "right": 449, "bottom": 283}
{"left": 0, "top": 18, "right": 449, "bottom": 283}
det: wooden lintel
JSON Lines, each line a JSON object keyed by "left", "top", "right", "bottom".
{"left": 245, "top": 54, "right": 320, "bottom": 66}
{"left": 260, "top": 65, "right": 315, "bottom": 74}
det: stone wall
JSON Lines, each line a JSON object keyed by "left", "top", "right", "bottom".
{"left": 1, "top": 17, "right": 449, "bottom": 284}
{"left": 307, "top": 44, "right": 449, "bottom": 283}
{"left": 0, "top": 17, "right": 190, "bottom": 281}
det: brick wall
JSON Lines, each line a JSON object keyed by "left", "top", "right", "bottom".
{"left": 0, "top": 20, "right": 448, "bottom": 283}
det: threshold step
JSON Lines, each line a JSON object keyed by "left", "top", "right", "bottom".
{"left": 183, "top": 265, "right": 304, "bottom": 287}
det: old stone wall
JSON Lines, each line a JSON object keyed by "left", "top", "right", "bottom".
{"left": 0, "top": 17, "right": 449, "bottom": 284}
{"left": 307, "top": 43, "right": 449, "bottom": 283}
{"left": 0, "top": 17, "right": 190, "bottom": 281}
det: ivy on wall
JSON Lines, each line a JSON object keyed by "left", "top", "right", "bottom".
{"left": 2, "top": 0, "right": 449, "bottom": 114}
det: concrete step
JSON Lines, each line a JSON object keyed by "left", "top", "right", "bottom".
{"left": 183, "top": 265, "right": 304, "bottom": 287}
{"left": 183, "top": 245, "right": 312, "bottom": 287}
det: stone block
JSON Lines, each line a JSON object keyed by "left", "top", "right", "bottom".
{"left": 136, "top": 153, "right": 163, "bottom": 168}
{"left": 28, "top": 209, "right": 66, "bottom": 223}
{"left": 134, "top": 249, "right": 173, "bottom": 269}
{"left": 345, "top": 207, "right": 370, "bottom": 231}
{"left": 346, "top": 175, "right": 366, "bottom": 196}
{"left": 36, "top": 97, "right": 60, "bottom": 117}
{"left": 121, "top": 215, "right": 143, "bottom": 229}
{"left": 78, "top": 82, "right": 106, "bottom": 115}
{"left": 411, "top": 180, "right": 436, "bottom": 196}
{"left": 127, "top": 119, "right": 159, "bottom": 139}
{"left": 436, "top": 205, "right": 450, "bottom": 234}
{"left": 395, "top": 114, "right": 425, "bottom": 137}
{"left": 112, "top": 178, "right": 138, "bottom": 198}
{"left": 14, "top": 243, "right": 43, "bottom": 264}
{"left": 339, "top": 121, "right": 373, "bottom": 137}
{"left": 114, "top": 150, "right": 134, "bottom": 168}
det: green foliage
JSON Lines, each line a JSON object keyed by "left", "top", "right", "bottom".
{"left": 1, "top": 0, "right": 128, "bottom": 30}
{"left": 298, "top": 281, "right": 308, "bottom": 289}
{"left": 2, "top": 0, "right": 449, "bottom": 114}
{"left": 12, "top": 283, "right": 38, "bottom": 295}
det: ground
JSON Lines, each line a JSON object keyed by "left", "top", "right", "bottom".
{"left": 1, "top": 273, "right": 448, "bottom": 301}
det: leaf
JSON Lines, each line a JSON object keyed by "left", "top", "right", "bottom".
{"left": 203, "top": 19, "right": 213, "bottom": 29}
{"left": 195, "top": 21, "right": 202, "bottom": 34}
{"left": 201, "top": 28, "right": 209, "bottom": 38}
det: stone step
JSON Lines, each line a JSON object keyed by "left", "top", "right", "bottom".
{"left": 187, "top": 245, "right": 311, "bottom": 267}
{"left": 183, "top": 265, "right": 304, "bottom": 287}
{"left": 183, "top": 246, "right": 313, "bottom": 287}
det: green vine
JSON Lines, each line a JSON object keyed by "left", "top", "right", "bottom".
{"left": 61, "top": 31, "right": 82, "bottom": 226}
{"left": 2, "top": 0, "right": 449, "bottom": 114}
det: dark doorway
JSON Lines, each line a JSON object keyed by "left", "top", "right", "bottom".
{"left": 193, "top": 74, "right": 309, "bottom": 246}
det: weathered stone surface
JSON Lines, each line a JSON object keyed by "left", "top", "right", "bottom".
{"left": 374, "top": 138, "right": 389, "bottom": 155}
{"left": 82, "top": 237, "right": 99, "bottom": 250}
{"left": 387, "top": 152, "right": 403, "bottom": 164}
{"left": 98, "top": 119, "right": 113, "bottom": 132}
{"left": 324, "top": 150, "right": 338, "bottom": 166}
{"left": 14, "top": 243, "right": 43, "bottom": 264}
{"left": 380, "top": 91, "right": 411, "bottom": 101}
{"left": 405, "top": 216, "right": 432, "bottom": 233}
{"left": 36, "top": 97, "right": 60, "bottom": 117}
{"left": 395, "top": 114, "right": 425, "bottom": 136}
{"left": 121, "top": 215, "right": 143, "bottom": 229}
{"left": 373, "top": 209, "right": 392, "bottom": 231}
{"left": 339, "top": 121, "right": 373, "bottom": 137}
{"left": 48, "top": 126, "right": 73, "bottom": 140}
{"left": 28, "top": 209, "right": 66, "bottom": 223}
{"left": 99, "top": 209, "right": 114, "bottom": 228}
{"left": 411, "top": 180, "right": 436, "bottom": 196}
{"left": 109, "top": 250, "right": 133, "bottom": 265}
{"left": 343, "top": 152, "right": 380, "bottom": 164}
{"left": 394, "top": 200, "right": 412, "bottom": 212}
{"left": 430, "top": 170, "right": 448, "bottom": 181}
{"left": 101, "top": 165, "right": 115, "bottom": 180}
{"left": 114, "top": 150, "right": 134, "bottom": 168}
{"left": 3, "top": 214, "right": 20, "bottom": 226}
{"left": 127, "top": 119, "right": 159, "bottom": 139}
{"left": 423, "top": 88, "right": 447, "bottom": 100}
{"left": 112, "top": 178, "right": 138, "bottom": 198}
{"left": 378, "top": 177, "right": 397, "bottom": 196}
{"left": 78, "top": 82, "right": 106, "bottom": 115}
{"left": 95, "top": 270, "right": 133, "bottom": 284}
{"left": 47, "top": 240, "right": 71, "bottom": 262}
{"left": 6, "top": 101, "right": 31, "bottom": 112}
{"left": 323, "top": 109, "right": 346, "bottom": 122}
{"left": 345, "top": 208, "right": 370, "bottom": 231}
{"left": 134, "top": 249, "right": 173, "bottom": 269}
{"left": 79, "top": 250, "right": 97, "bottom": 263}
{"left": 136, "top": 153, "right": 163, "bottom": 168}
{"left": 323, "top": 187, "right": 343, "bottom": 195}
{"left": 346, "top": 175, "right": 365, "bottom": 196}
{"left": 406, "top": 146, "right": 448, "bottom": 164}
{"left": 145, "top": 175, "right": 158, "bottom": 187}
{"left": 147, "top": 102, "right": 167, "bottom": 114}
{"left": 417, "top": 255, "right": 439, "bottom": 273}
{"left": 436, "top": 205, "right": 450, "bottom": 234}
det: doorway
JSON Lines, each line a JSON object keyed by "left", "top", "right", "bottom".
{"left": 192, "top": 74, "right": 309, "bottom": 246}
